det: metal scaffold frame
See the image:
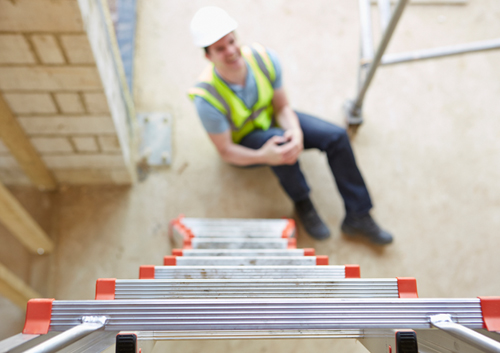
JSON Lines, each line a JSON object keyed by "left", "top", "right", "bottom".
{"left": 344, "top": 0, "right": 500, "bottom": 132}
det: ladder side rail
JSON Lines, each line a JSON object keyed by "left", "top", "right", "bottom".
{"left": 416, "top": 328, "right": 500, "bottom": 353}
{"left": 56, "top": 331, "right": 117, "bottom": 353}
{"left": 430, "top": 314, "right": 500, "bottom": 353}
{"left": 0, "top": 333, "right": 45, "bottom": 353}
{"left": 23, "top": 317, "right": 107, "bottom": 353}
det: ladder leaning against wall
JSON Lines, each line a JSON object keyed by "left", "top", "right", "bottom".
{"left": 1, "top": 215, "right": 499, "bottom": 353}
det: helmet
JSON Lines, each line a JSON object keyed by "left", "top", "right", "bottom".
{"left": 190, "top": 6, "right": 238, "bottom": 48}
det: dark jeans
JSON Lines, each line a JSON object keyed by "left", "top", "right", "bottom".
{"left": 239, "top": 111, "right": 373, "bottom": 216}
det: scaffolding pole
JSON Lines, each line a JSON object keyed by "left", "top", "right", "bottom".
{"left": 345, "top": 0, "right": 410, "bottom": 126}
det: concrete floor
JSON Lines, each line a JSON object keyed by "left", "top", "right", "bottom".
{"left": 1, "top": 0, "right": 500, "bottom": 352}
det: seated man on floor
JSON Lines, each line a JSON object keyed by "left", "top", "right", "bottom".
{"left": 188, "top": 6, "right": 392, "bottom": 244}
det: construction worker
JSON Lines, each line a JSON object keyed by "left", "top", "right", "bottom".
{"left": 188, "top": 6, "right": 393, "bottom": 244}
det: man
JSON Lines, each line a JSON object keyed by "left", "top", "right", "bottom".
{"left": 188, "top": 6, "right": 392, "bottom": 244}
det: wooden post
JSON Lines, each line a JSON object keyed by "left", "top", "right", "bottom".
{"left": 0, "top": 94, "right": 57, "bottom": 191}
{"left": 0, "top": 182, "right": 54, "bottom": 254}
{"left": 0, "top": 262, "right": 40, "bottom": 310}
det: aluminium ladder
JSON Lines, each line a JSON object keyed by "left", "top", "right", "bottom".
{"left": 1, "top": 215, "right": 499, "bottom": 353}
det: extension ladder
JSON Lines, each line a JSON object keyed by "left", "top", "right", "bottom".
{"left": 1, "top": 215, "right": 499, "bottom": 353}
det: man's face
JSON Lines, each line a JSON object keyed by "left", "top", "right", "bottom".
{"left": 205, "top": 32, "right": 244, "bottom": 71}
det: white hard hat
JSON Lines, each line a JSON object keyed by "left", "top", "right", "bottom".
{"left": 190, "top": 6, "right": 238, "bottom": 48}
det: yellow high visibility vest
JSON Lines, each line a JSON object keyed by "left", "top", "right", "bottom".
{"left": 188, "top": 43, "right": 276, "bottom": 143}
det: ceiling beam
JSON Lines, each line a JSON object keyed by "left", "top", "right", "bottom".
{"left": 0, "top": 181, "right": 54, "bottom": 254}
{"left": 0, "top": 262, "right": 40, "bottom": 310}
{"left": 0, "top": 94, "right": 57, "bottom": 191}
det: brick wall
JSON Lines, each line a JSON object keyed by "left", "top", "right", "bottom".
{"left": 0, "top": 0, "right": 135, "bottom": 185}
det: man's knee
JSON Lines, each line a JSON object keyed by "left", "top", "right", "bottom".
{"left": 326, "top": 126, "right": 351, "bottom": 152}
{"left": 239, "top": 128, "right": 284, "bottom": 149}
{"left": 259, "top": 127, "right": 285, "bottom": 139}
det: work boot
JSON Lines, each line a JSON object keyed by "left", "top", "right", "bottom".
{"left": 341, "top": 213, "right": 393, "bottom": 245}
{"left": 295, "top": 198, "right": 331, "bottom": 240}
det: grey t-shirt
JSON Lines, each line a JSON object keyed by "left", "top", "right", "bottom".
{"left": 193, "top": 48, "right": 282, "bottom": 134}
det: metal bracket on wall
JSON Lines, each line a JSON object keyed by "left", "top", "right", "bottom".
{"left": 137, "top": 112, "right": 172, "bottom": 167}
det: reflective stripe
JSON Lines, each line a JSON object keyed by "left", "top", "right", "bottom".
{"left": 251, "top": 48, "right": 272, "bottom": 83}
{"left": 196, "top": 81, "right": 267, "bottom": 133}
{"left": 196, "top": 82, "right": 237, "bottom": 131}
{"left": 234, "top": 106, "right": 267, "bottom": 134}
{"left": 252, "top": 43, "right": 276, "bottom": 82}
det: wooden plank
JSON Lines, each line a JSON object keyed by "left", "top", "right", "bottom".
{"left": 0, "top": 262, "right": 40, "bottom": 310}
{"left": 0, "top": 182, "right": 54, "bottom": 254}
{"left": 0, "top": 93, "right": 57, "bottom": 191}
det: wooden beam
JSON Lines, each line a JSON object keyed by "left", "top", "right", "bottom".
{"left": 0, "top": 262, "right": 40, "bottom": 310}
{"left": 0, "top": 182, "right": 54, "bottom": 254}
{"left": 0, "top": 94, "right": 57, "bottom": 191}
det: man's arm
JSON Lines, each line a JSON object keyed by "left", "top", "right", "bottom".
{"left": 272, "top": 87, "right": 303, "bottom": 164}
{"left": 208, "top": 87, "right": 303, "bottom": 167}
{"left": 208, "top": 129, "right": 290, "bottom": 166}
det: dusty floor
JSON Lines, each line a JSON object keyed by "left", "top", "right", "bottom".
{"left": 1, "top": 0, "right": 500, "bottom": 352}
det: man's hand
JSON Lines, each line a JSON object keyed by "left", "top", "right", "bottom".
{"left": 282, "top": 128, "right": 303, "bottom": 164}
{"left": 259, "top": 129, "right": 303, "bottom": 166}
{"left": 270, "top": 88, "right": 304, "bottom": 165}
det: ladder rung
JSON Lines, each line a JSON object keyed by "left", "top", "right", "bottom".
{"left": 33, "top": 298, "right": 486, "bottom": 333}
{"left": 177, "top": 230, "right": 292, "bottom": 238}
{"left": 95, "top": 278, "right": 405, "bottom": 300}
{"left": 139, "top": 265, "right": 358, "bottom": 279}
{"left": 163, "top": 256, "right": 328, "bottom": 266}
{"left": 172, "top": 248, "right": 315, "bottom": 256}
{"left": 185, "top": 238, "right": 296, "bottom": 249}
{"left": 180, "top": 217, "right": 291, "bottom": 228}
{"left": 172, "top": 217, "right": 296, "bottom": 240}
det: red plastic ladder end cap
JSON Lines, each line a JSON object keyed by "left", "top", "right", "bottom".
{"left": 169, "top": 215, "right": 185, "bottom": 238}
{"left": 287, "top": 238, "right": 297, "bottom": 249}
{"left": 282, "top": 219, "right": 296, "bottom": 238}
{"left": 23, "top": 298, "right": 55, "bottom": 334}
{"left": 316, "top": 255, "right": 329, "bottom": 265}
{"left": 163, "top": 256, "right": 177, "bottom": 266}
{"left": 172, "top": 220, "right": 194, "bottom": 239}
{"left": 397, "top": 277, "right": 419, "bottom": 298}
{"left": 169, "top": 214, "right": 184, "bottom": 227}
{"left": 172, "top": 249, "right": 183, "bottom": 256}
{"left": 139, "top": 265, "right": 155, "bottom": 279}
{"left": 303, "top": 248, "right": 315, "bottom": 256}
{"left": 183, "top": 238, "right": 192, "bottom": 249}
{"left": 345, "top": 264, "right": 361, "bottom": 278}
{"left": 479, "top": 297, "right": 500, "bottom": 331}
{"left": 95, "top": 278, "right": 116, "bottom": 300}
